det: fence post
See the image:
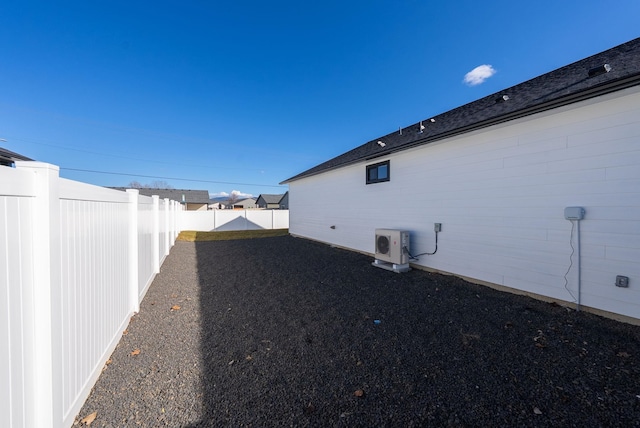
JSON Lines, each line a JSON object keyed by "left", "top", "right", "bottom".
{"left": 173, "top": 200, "right": 177, "bottom": 245}
{"left": 126, "top": 190, "right": 140, "bottom": 314}
{"left": 152, "top": 195, "right": 160, "bottom": 274}
{"left": 175, "top": 201, "right": 179, "bottom": 242}
{"left": 164, "top": 198, "right": 170, "bottom": 256}
{"left": 18, "top": 162, "right": 60, "bottom": 428}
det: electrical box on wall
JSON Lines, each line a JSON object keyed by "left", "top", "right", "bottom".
{"left": 564, "top": 207, "right": 585, "bottom": 220}
{"left": 616, "top": 276, "right": 629, "bottom": 288}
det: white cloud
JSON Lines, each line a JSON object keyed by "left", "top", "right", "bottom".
{"left": 230, "top": 190, "right": 253, "bottom": 198}
{"left": 463, "top": 64, "right": 496, "bottom": 86}
{"left": 210, "top": 191, "right": 229, "bottom": 198}
{"left": 210, "top": 190, "right": 254, "bottom": 199}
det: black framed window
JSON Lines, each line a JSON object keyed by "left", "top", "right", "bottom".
{"left": 366, "top": 160, "right": 390, "bottom": 184}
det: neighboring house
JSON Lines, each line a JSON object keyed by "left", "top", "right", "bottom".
{"left": 281, "top": 38, "right": 640, "bottom": 322}
{"left": 111, "top": 187, "right": 211, "bottom": 211}
{"left": 256, "top": 193, "right": 287, "bottom": 209}
{"left": 0, "top": 147, "right": 33, "bottom": 167}
{"left": 208, "top": 201, "right": 226, "bottom": 210}
{"left": 278, "top": 191, "right": 289, "bottom": 210}
{"left": 232, "top": 197, "right": 257, "bottom": 209}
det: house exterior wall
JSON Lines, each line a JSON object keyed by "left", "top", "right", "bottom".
{"left": 279, "top": 192, "right": 289, "bottom": 209}
{"left": 256, "top": 194, "right": 286, "bottom": 209}
{"left": 184, "top": 202, "right": 208, "bottom": 211}
{"left": 288, "top": 86, "right": 640, "bottom": 321}
{"left": 233, "top": 198, "right": 257, "bottom": 209}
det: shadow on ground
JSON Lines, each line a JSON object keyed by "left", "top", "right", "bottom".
{"left": 74, "top": 236, "right": 640, "bottom": 427}
{"left": 188, "top": 236, "right": 640, "bottom": 426}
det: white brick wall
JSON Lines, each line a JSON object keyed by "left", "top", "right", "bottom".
{"left": 289, "top": 86, "right": 640, "bottom": 321}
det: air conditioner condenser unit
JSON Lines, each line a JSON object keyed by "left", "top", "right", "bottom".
{"left": 373, "top": 229, "right": 410, "bottom": 273}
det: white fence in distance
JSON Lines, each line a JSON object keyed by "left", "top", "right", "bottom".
{"left": 180, "top": 209, "right": 289, "bottom": 231}
{"left": 1, "top": 162, "right": 181, "bottom": 428}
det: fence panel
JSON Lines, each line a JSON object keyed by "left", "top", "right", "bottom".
{"left": 0, "top": 166, "right": 37, "bottom": 428}
{"left": 180, "top": 209, "right": 290, "bottom": 231}
{"left": 179, "top": 209, "right": 218, "bottom": 231}
{"left": 2, "top": 162, "right": 180, "bottom": 428}
{"left": 159, "top": 198, "right": 169, "bottom": 264}
{"left": 136, "top": 193, "right": 155, "bottom": 300}
{"left": 58, "top": 178, "right": 131, "bottom": 427}
{"left": 245, "top": 210, "right": 277, "bottom": 229}
{"left": 272, "top": 210, "right": 289, "bottom": 229}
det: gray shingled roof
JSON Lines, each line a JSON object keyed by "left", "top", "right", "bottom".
{"left": 282, "top": 38, "right": 640, "bottom": 184}
{"left": 257, "top": 194, "right": 286, "bottom": 204}
{"left": 110, "top": 188, "right": 210, "bottom": 204}
{"left": 0, "top": 147, "right": 33, "bottom": 166}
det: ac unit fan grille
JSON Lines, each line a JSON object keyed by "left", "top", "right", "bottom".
{"left": 374, "top": 229, "right": 410, "bottom": 266}
{"left": 376, "top": 235, "right": 390, "bottom": 255}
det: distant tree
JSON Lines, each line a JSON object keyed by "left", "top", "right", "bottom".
{"left": 227, "top": 191, "right": 240, "bottom": 207}
{"left": 149, "top": 180, "right": 173, "bottom": 189}
{"left": 128, "top": 180, "right": 173, "bottom": 189}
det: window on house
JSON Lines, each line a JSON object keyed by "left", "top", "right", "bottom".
{"left": 366, "top": 160, "right": 390, "bottom": 184}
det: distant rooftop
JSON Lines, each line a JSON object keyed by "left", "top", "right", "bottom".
{"left": 257, "top": 194, "right": 286, "bottom": 204}
{"left": 110, "top": 188, "right": 210, "bottom": 204}
{"left": 0, "top": 147, "right": 33, "bottom": 167}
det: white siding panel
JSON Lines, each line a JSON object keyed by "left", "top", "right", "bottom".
{"left": 0, "top": 166, "right": 36, "bottom": 428}
{"left": 158, "top": 200, "right": 169, "bottom": 264}
{"left": 289, "top": 86, "right": 640, "bottom": 321}
{"left": 605, "top": 245, "right": 640, "bottom": 263}
{"left": 58, "top": 185, "right": 131, "bottom": 425}
{"left": 606, "top": 164, "right": 640, "bottom": 180}
{"left": 0, "top": 196, "right": 34, "bottom": 428}
{"left": 138, "top": 196, "right": 155, "bottom": 299}
{"left": 568, "top": 121, "right": 640, "bottom": 147}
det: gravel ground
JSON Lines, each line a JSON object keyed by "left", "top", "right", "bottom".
{"left": 75, "top": 236, "right": 640, "bottom": 427}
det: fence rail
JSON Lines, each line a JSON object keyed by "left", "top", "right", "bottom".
{"left": 1, "top": 162, "right": 181, "bottom": 428}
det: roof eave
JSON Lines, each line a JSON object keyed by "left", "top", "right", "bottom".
{"left": 281, "top": 72, "right": 640, "bottom": 185}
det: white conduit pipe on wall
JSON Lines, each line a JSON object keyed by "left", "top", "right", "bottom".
{"left": 564, "top": 206, "right": 585, "bottom": 311}
{"left": 576, "top": 219, "right": 581, "bottom": 311}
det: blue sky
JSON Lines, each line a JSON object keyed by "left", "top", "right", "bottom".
{"left": 1, "top": 1, "right": 638, "bottom": 199}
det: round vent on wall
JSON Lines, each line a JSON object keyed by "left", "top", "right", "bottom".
{"left": 376, "top": 235, "right": 390, "bottom": 255}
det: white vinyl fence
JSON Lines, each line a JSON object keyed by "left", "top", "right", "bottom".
{"left": 1, "top": 162, "right": 181, "bottom": 428}
{"left": 180, "top": 208, "right": 289, "bottom": 231}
